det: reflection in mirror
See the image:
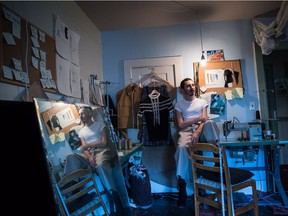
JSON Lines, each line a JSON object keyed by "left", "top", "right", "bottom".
{"left": 34, "top": 98, "right": 131, "bottom": 215}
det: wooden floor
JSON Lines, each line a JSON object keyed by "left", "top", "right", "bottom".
{"left": 129, "top": 192, "right": 288, "bottom": 216}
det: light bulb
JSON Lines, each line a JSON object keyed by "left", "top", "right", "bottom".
{"left": 200, "top": 53, "right": 206, "bottom": 66}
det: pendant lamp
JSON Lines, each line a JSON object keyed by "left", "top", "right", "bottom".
{"left": 198, "top": 12, "right": 206, "bottom": 66}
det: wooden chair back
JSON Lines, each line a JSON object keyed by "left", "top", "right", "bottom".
{"left": 190, "top": 143, "right": 259, "bottom": 216}
{"left": 56, "top": 168, "right": 109, "bottom": 216}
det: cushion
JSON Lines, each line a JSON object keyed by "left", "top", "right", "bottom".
{"left": 197, "top": 168, "right": 254, "bottom": 185}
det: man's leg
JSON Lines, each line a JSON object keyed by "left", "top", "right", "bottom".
{"left": 200, "top": 120, "right": 220, "bottom": 144}
{"left": 63, "top": 153, "right": 89, "bottom": 175}
{"left": 174, "top": 130, "right": 192, "bottom": 207}
{"left": 177, "top": 175, "right": 187, "bottom": 207}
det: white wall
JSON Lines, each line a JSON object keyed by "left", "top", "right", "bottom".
{"left": 0, "top": 1, "right": 102, "bottom": 101}
{"left": 101, "top": 20, "right": 260, "bottom": 130}
{"left": 0, "top": 1, "right": 260, "bottom": 126}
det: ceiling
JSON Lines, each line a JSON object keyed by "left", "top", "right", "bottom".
{"left": 75, "top": 1, "right": 282, "bottom": 32}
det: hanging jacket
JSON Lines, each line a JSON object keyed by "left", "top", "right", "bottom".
{"left": 117, "top": 83, "right": 142, "bottom": 129}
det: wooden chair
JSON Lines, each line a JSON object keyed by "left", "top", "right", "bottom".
{"left": 189, "top": 143, "right": 259, "bottom": 216}
{"left": 56, "top": 168, "right": 109, "bottom": 216}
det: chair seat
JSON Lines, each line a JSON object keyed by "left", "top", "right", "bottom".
{"left": 195, "top": 176, "right": 254, "bottom": 189}
{"left": 198, "top": 167, "right": 254, "bottom": 184}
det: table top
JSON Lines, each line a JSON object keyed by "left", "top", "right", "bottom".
{"left": 118, "top": 143, "right": 143, "bottom": 166}
{"left": 220, "top": 139, "right": 288, "bottom": 147}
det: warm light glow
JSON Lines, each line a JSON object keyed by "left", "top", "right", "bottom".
{"left": 200, "top": 53, "right": 206, "bottom": 66}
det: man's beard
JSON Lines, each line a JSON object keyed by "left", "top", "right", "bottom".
{"left": 186, "top": 89, "right": 194, "bottom": 96}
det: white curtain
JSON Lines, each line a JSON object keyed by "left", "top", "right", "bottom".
{"left": 252, "top": 1, "right": 288, "bottom": 55}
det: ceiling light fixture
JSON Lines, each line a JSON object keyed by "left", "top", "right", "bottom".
{"left": 173, "top": 1, "right": 207, "bottom": 66}
{"left": 198, "top": 11, "right": 206, "bottom": 67}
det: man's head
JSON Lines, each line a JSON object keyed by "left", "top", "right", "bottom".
{"left": 180, "top": 78, "right": 196, "bottom": 97}
{"left": 79, "top": 106, "right": 93, "bottom": 124}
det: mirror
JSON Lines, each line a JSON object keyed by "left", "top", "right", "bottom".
{"left": 34, "top": 98, "right": 131, "bottom": 215}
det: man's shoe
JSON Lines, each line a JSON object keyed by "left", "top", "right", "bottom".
{"left": 177, "top": 176, "right": 187, "bottom": 207}
{"left": 177, "top": 199, "right": 187, "bottom": 208}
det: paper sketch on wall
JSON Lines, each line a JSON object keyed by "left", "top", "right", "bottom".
{"left": 199, "top": 91, "right": 219, "bottom": 119}
{"left": 205, "top": 69, "right": 239, "bottom": 88}
{"left": 54, "top": 107, "right": 76, "bottom": 129}
{"left": 210, "top": 94, "right": 226, "bottom": 115}
{"left": 205, "top": 69, "right": 226, "bottom": 88}
{"left": 55, "top": 15, "right": 80, "bottom": 66}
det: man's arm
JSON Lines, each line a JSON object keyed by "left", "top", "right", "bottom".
{"left": 175, "top": 108, "right": 208, "bottom": 130}
{"left": 196, "top": 107, "right": 209, "bottom": 134}
{"left": 80, "top": 127, "right": 108, "bottom": 151}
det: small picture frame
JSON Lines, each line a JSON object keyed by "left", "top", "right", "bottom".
{"left": 68, "top": 129, "right": 81, "bottom": 150}
{"left": 207, "top": 49, "right": 225, "bottom": 62}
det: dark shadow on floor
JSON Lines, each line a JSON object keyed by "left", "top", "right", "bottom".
{"left": 130, "top": 193, "right": 288, "bottom": 216}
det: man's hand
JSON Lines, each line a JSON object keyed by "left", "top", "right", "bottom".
{"left": 198, "top": 116, "right": 208, "bottom": 123}
{"left": 88, "top": 156, "right": 96, "bottom": 167}
{"left": 191, "top": 130, "right": 201, "bottom": 144}
{"left": 79, "top": 141, "right": 89, "bottom": 151}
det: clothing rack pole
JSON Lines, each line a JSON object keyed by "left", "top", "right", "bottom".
{"left": 89, "top": 77, "right": 120, "bottom": 142}
{"left": 89, "top": 74, "right": 120, "bottom": 107}
{"left": 99, "top": 80, "right": 120, "bottom": 108}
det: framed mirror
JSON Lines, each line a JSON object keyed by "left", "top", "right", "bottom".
{"left": 33, "top": 98, "right": 131, "bottom": 215}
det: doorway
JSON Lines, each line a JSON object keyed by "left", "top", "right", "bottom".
{"left": 123, "top": 56, "right": 184, "bottom": 193}
{"left": 254, "top": 41, "right": 288, "bottom": 164}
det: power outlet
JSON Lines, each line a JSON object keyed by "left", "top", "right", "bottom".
{"left": 249, "top": 101, "right": 255, "bottom": 110}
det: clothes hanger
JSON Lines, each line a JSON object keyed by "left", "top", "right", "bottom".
{"left": 133, "top": 67, "right": 174, "bottom": 88}
{"left": 150, "top": 89, "right": 160, "bottom": 96}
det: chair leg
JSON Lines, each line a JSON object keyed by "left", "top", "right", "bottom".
{"left": 252, "top": 182, "right": 259, "bottom": 216}
{"left": 194, "top": 191, "right": 200, "bottom": 216}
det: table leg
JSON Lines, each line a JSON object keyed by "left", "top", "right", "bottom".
{"left": 266, "top": 145, "right": 288, "bottom": 206}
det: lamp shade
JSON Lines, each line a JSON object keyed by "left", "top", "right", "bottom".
{"left": 200, "top": 52, "right": 206, "bottom": 66}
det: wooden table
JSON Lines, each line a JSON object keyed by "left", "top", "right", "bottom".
{"left": 118, "top": 143, "right": 144, "bottom": 167}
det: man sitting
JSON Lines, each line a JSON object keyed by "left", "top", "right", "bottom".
{"left": 174, "top": 78, "right": 220, "bottom": 207}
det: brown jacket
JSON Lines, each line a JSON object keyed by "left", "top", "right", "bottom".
{"left": 116, "top": 83, "right": 142, "bottom": 129}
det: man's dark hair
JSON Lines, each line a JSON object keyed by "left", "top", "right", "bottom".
{"left": 180, "top": 78, "right": 199, "bottom": 97}
{"left": 79, "top": 106, "right": 93, "bottom": 117}
{"left": 180, "top": 78, "right": 193, "bottom": 89}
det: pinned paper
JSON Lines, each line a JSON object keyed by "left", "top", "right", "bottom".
{"left": 224, "top": 90, "right": 233, "bottom": 100}
{"left": 232, "top": 87, "right": 244, "bottom": 98}
{"left": 49, "top": 132, "right": 65, "bottom": 144}
{"left": 224, "top": 87, "right": 244, "bottom": 100}
{"left": 200, "top": 85, "right": 207, "bottom": 93}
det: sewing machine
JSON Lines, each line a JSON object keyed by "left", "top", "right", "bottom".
{"left": 223, "top": 120, "right": 264, "bottom": 141}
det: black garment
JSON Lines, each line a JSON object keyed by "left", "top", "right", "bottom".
{"left": 103, "top": 94, "right": 118, "bottom": 130}
{"left": 129, "top": 169, "right": 152, "bottom": 207}
{"left": 138, "top": 93, "right": 173, "bottom": 145}
{"left": 141, "top": 85, "right": 169, "bottom": 100}
{"left": 224, "top": 69, "right": 233, "bottom": 87}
